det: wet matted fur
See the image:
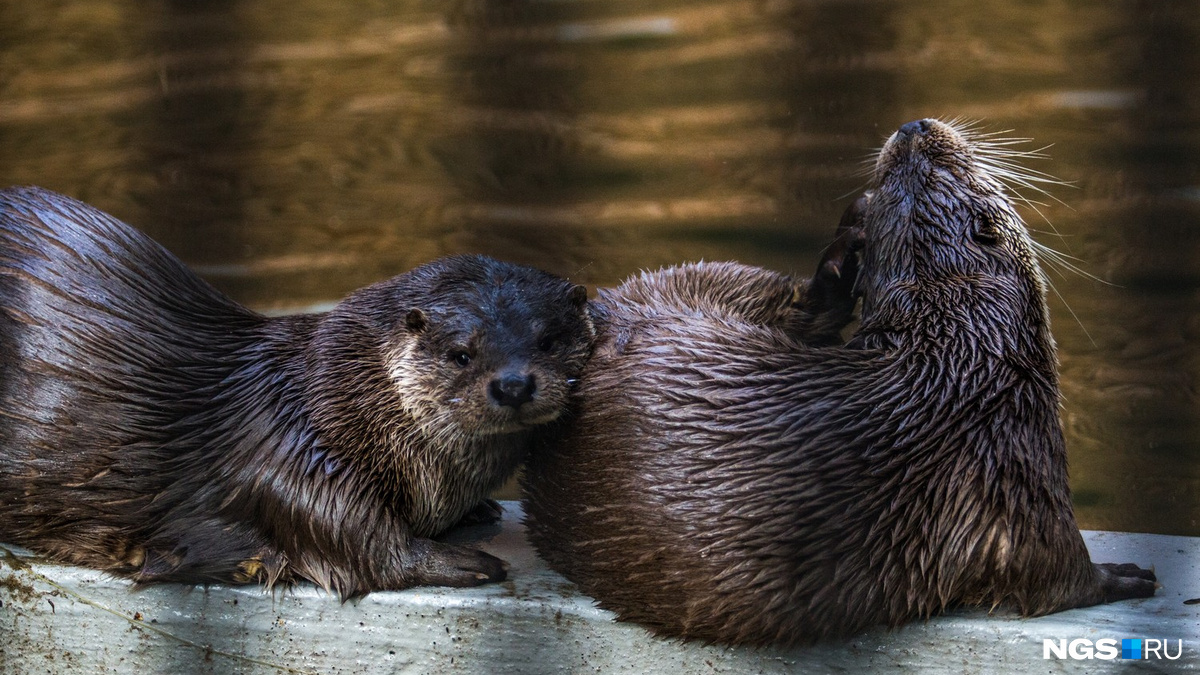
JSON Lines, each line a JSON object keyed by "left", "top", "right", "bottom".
{"left": 522, "top": 119, "right": 1156, "bottom": 646}
{"left": 0, "top": 186, "right": 595, "bottom": 597}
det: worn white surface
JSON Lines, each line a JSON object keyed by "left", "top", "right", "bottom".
{"left": 1, "top": 503, "right": 1197, "bottom": 674}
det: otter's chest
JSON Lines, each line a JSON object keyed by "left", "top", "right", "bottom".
{"left": 403, "top": 432, "right": 529, "bottom": 537}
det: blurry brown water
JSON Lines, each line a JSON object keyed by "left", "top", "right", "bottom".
{"left": 1, "top": 0, "right": 1196, "bottom": 535}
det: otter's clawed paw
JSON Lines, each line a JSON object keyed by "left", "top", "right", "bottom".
{"left": 1096, "top": 562, "right": 1158, "bottom": 602}
{"left": 455, "top": 499, "right": 505, "bottom": 527}
{"left": 1097, "top": 562, "right": 1157, "bottom": 581}
{"left": 233, "top": 549, "right": 289, "bottom": 586}
{"left": 133, "top": 547, "right": 186, "bottom": 583}
{"left": 809, "top": 193, "right": 868, "bottom": 310}
{"left": 414, "top": 540, "right": 509, "bottom": 587}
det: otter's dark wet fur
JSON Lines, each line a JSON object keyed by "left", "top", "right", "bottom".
{"left": 0, "top": 186, "right": 595, "bottom": 597}
{"left": 595, "top": 257, "right": 856, "bottom": 349}
{"left": 522, "top": 119, "right": 1157, "bottom": 646}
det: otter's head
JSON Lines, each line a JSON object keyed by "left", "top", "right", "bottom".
{"left": 383, "top": 255, "right": 595, "bottom": 438}
{"left": 854, "top": 118, "right": 1055, "bottom": 357}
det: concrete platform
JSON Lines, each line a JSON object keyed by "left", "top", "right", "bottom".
{"left": 1, "top": 503, "right": 1197, "bottom": 674}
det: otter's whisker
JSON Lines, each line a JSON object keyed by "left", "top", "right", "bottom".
{"left": 1026, "top": 226, "right": 1076, "bottom": 241}
{"left": 1031, "top": 240, "right": 1117, "bottom": 287}
{"left": 942, "top": 116, "right": 987, "bottom": 136}
{"left": 835, "top": 177, "right": 874, "bottom": 201}
{"left": 1042, "top": 269, "right": 1098, "bottom": 347}
{"left": 855, "top": 149, "right": 883, "bottom": 178}
{"left": 978, "top": 158, "right": 1072, "bottom": 189}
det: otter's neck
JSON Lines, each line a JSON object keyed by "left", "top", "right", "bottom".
{"left": 853, "top": 273, "right": 1089, "bottom": 609}
{"left": 856, "top": 274, "right": 1058, "bottom": 378}
{"left": 292, "top": 305, "right": 411, "bottom": 493}
{"left": 295, "top": 303, "right": 526, "bottom": 537}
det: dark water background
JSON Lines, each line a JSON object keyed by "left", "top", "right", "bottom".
{"left": 0, "top": 0, "right": 1196, "bottom": 536}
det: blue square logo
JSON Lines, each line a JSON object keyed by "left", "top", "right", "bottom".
{"left": 1122, "top": 639, "right": 1142, "bottom": 659}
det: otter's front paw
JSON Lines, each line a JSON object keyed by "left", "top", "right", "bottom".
{"left": 1096, "top": 562, "right": 1158, "bottom": 602}
{"left": 455, "top": 499, "right": 504, "bottom": 527}
{"left": 808, "top": 193, "right": 868, "bottom": 314}
{"left": 412, "top": 539, "right": 509, "bottom": 587}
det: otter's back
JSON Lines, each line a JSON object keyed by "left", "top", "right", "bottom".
{"left": 0, "top": 187, "right": 261, "bottom": 538}
{"left": 525, "top": 263, "right": 851, "bottom": 642}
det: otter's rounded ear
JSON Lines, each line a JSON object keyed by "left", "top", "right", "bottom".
{"left": 405, "top": 308, "right": 428, "bottom": 332}
{"left": 569, "top": 284, "right": 588, "bottom": 307}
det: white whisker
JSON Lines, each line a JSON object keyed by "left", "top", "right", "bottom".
{"left": 1030, "top": 240, "right": 1117, "bottom": 287}
{"left": 835, "top": 177, "right": 874, "bottom": 202}
{"left": 1042, "top": 270, "right": 1097, "bottom": 348}
{"left": 946, "top": 118, "right": 1112, "bottom": 345}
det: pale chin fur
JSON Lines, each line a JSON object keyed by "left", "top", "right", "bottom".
{"left": 482, "top": 410, "right": 564, "bottom": 436}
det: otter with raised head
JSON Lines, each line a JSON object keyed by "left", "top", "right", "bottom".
{"left": 522, "top": 119, "right": 1157, "bottom": 646}
{"left": 0, "top": 186, "right": 595, "bottom": 598}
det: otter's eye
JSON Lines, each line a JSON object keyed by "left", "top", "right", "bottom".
{"left": 450, "top": 351, "right": 472, "bottom": 367}
{"left": 538, "top": 334, "right": 557, "bottom": 352}
{"left": 973, "top": 227, "right": 999, "bottom": 245}
{"left": 973, "top": 214, "right": 1001, "bottom": 246}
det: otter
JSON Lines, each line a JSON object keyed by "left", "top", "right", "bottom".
{"left": 522, "top": 119, "right": 1157, "bottom": 646}
{"left": 0, "top": 186, "right": 595, "bottom": 598}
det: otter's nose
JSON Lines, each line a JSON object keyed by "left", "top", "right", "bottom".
{"left": 897, "top": 119, "right": 931, "bottom": 137}
{"left": 489, "top": 372, "right": 536, "bottom": 408}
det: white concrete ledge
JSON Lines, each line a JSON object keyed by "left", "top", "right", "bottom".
{"left": 2, "top": 503, "right": 1197, "bottom": 674}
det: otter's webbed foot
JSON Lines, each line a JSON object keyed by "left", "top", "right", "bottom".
{"left": 454, "top": 498, "right": 505, "bottom": 528}
{"left": 409, "top": 538, "right": 508, "bottom": 588}
{"left": 1095, "top": 562, "right": 1158, "bottom": 603}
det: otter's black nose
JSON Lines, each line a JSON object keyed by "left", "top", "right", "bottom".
{"left": 490, "top": 373, "right": 536, "bottom": 408}
{"left": 898, "top": 119, "right": 931, "bottom": 137}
